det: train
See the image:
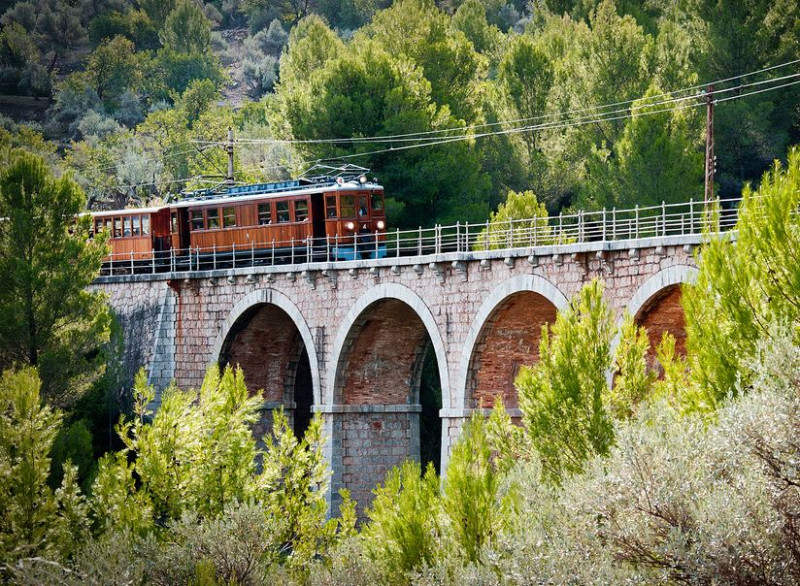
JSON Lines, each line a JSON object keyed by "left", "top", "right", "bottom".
{"left": 89, "top": 165, "right": 388, "bottom": 271}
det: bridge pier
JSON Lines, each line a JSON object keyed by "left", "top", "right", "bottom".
{"left": 92, "top": 235, "right": 701, "bottom": 513}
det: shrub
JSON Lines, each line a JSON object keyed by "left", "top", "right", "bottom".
{"left": 516, "top": 280, "right": 616, "bottom": 483}
{"left": 683, "top": 147, "right": 800, "bottom": 408}
{"left": 363, "top": 460, "right": 442, "bottom": 583}
{"left": 442, "top": 416, "right": 514, "bottom": 564}
{"left": 0, "top": 368, "right": 88, "bottom": 567}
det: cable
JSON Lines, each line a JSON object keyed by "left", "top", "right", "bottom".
{"left": 239, "top": 75, "right": 798, "bottom": 171}
{"left": 194, "top": 59, "right": 800, "bottom": 148}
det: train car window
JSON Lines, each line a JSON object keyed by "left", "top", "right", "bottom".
{"left": 95, "top": 219, "right": 103, "bottom": 234}
{"left": 326, "top": 196, "right": 337, "bottom": 218}
{"left": 104, "top": 219, "right": 112, "bottom": 235}
{"left": 357, "top": 196, "right": 368, "bottom": 217}
{"left": 171, "top": 212, "right": 178, "bottom": 233}
{"left": 132, "top": 216, "right": 141, "bottom": 236}
{"left": 123, "top": 216, "right": 131, "bottom": 237}
{"left": 142, "top": 216, "right": 150, "bottom": 235}
{"left": 114, "top": 218, "right": 122, "bottom": 238}
{"left": 276, "top": 201, "right": 290, "bottom": 223}
{"left": 371, "top": 193, "right": 385, "bottom": 211}
{"left": 340, "top": 195, "right": 356, "bottom": 218}
{"left": 258, "top": 203, "right": 271, "bottom": 225}
{"left": 207, "top": 208, "right": 220, "bottom": 229}
{"left": 222, "top": 207, "right": 236, "bottom": 227}
{"left": 190, "top": 210, "right": 204, "bottom": 231}
{"left": 295, "top": 199, "right": 309, "bottom": 222}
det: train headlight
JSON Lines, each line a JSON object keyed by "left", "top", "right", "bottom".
{"left": 345, "top": 221, "right": 355, "bottom": 230}
{"left": 376, "top": 220, "right": 385, "bottom": 230}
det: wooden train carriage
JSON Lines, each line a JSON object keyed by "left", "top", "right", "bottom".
{"left": 174, "top": 179, "right": 387, "bottom": 260}
{"left": 90, "top": 206, "right": 171, "bottom": 262}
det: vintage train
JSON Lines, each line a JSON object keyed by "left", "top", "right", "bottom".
{"left": 89, "top": 165, "right": 388, "bottom": 271}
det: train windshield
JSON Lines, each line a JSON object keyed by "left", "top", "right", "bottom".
{"left": 340, "top": 195, "right": 356, "bottom": 218}
{"left": 371, "top": 193, "right": 384, "bottom": 212}
{"left": 326, "top": 196, "right": 337, "bottom": 218}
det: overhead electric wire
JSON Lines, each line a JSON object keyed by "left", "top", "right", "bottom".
{"left": 236, "top": 74, "right": 799, "bottom": 174}
{"left": 193, "top": 59, "right": 800, "bottom": 148}
{"left": 93, "top": 62, "right": 800, "bottom": 189}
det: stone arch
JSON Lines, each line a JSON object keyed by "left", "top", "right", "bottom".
{"left": 325, "top": 283, "right": 449, "bottom": 408}
{"left": 457, "top": 274, "right": 569, "bottom": 412}
{"left": 624, "top": 264, "right": 698, "bottom": 368}
{"left": 325, "top": 284, "right": 449, "bottom": 512}
{"left": 216, "top": 289, "right": 322, "bottom": 405}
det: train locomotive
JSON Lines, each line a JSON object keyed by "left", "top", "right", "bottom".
{"left": 90, "top": 165, "right": 388, "bottom": 271}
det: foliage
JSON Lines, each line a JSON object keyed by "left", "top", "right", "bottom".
{"left": 48, "top": 419, "right": 95, "bottom": 492}
{"left": 474, "top": 189, "right": 552, "bottom": 250}
{"left": 605, "top": 313, "right": 655, "bottom": 419}
{"left": 363, "top": 460, "right": 442, "bottom": 582}
{"left": 581, "top": 85, "right": 704, "bottom": 209}
{"left": 91, "top": 365, "right": 352, "bottom": 576}
{"left": 159, "top": 0, "right": 213, "bottom": 55}
{"left": 0, "top": 367, "right": 88, "bottom": 568}
{"left": 516, "top": 279, "right": 615, "bottom": 483}
{"left": 682, "top": 146, "right": 800, "bottom": 408}
{"left": 0, "top": 149, "right": 110, "bottom": 406}
{"left": 442, "top": 416, "right": 514, "bottom": 563}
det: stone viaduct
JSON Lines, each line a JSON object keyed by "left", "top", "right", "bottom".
{"left": 91, "top": 233, "right": 700, "bottom": 512}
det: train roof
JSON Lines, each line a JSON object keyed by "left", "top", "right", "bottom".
{"left": 171, "top": 178, "right": 383, "bottom": 209}
{"left": 83, "top": 206, "right": 167, "bottom": 218}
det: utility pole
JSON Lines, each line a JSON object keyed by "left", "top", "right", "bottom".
{"left": 704, "top": 85, "right": 715, "bottom": 208}
{"left": 226, "top": 127, "right": 235, "bottom": 186}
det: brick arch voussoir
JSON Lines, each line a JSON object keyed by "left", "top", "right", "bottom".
{"left": 325, "top": 284, "right": 449, "bottom": 409}
{"left": 456, "top": 274, "right": 569, "bottom": 412}
{"left": 211, "top": 289, "right": 321, "bottom": 406}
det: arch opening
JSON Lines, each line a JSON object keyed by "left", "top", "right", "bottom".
{"left": 466, "top": 291, "right": 558, "bottom": 410}
{"left": 218, "top": 303, "right": 314, "bottom": 439}
{"left": 332, "top": 297, "right": 443, "bottom": 510}
{"left": 634, "top": 284, "right": 686, "bottom": 373}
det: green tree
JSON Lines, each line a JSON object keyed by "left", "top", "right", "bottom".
{"left": 475, "top": 189, "right": 553, "bottom": 250}
{"left": 690, "top": 0, "right": 800, "bottom": 197}
{"left": 363, "top": 460, "right": 441, "bottom": 582}
{"left": 452, "top": 0, "right": 502, "bottom": 55}
{"left": 682, "top": 147, "right": 800, "bottom": 408}
{"left": 85, "top": 35, "right": 142, "bottom": 106}
{"left": 442, "top": 415, "right": 514, "bottom": 563}
{"left": 582, "top": 85, "right": 703, "bottom": 209}
{"left": 159, "top": 0, "right": 213, "bottom": 55}
{"left": 139, "top": 0, "right": 178, "bottom": 30}
{"left": 91, "top": 365, "right": 351, "bottom": 572}
{"left": 362, "top": 0, "right": 485, "bottom": 121}
{"left": 516, "top": 280, "right": 615, "bottom": 483}
{"left": 276, "top": 35, "right": 490, "bottom": 227}
{"left": 497, "top": 35, "right": 554, "bottom": 158}
{"left": 0, "top": 367, "right": 88, "bottom": 566}
{"left": 0, "top": 149, "right": 110, "bottom": 406}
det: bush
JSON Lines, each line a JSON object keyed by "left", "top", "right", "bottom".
{"left": 442, "top": 416, "right": 514, "bottom": 564}
{"left": 48, "top": 419, "right": 95, "bottom": 493}
{"left": 363, "top": 461, "right": 442, "bottom": 583}
{"left": 0, "top": 368, "right": 88, "bottom": 567}
{"left": 493, "top": 331, "right": 800, "bottom": 584}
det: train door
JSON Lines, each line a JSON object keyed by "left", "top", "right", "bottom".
{"left": 310, "top": 193, "right": 326, "bottom": 239}
{"left": 171, "top": 208, "right": 190, "bottom": 252}
{"left": 151, "top": 208, "right": 172, "bottom": 252}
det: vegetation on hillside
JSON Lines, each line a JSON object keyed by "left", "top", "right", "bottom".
{"left": 0, "top": 0, "right": 797, "bottom": 226}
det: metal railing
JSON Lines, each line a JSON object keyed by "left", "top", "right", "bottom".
{"left": 98, "top": 197, "right": 742, "bottom": 276}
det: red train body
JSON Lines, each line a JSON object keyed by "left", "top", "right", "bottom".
{"left": 90, "top": 169, "right": 388, "bottom": 268}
